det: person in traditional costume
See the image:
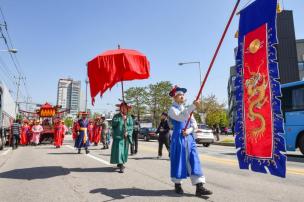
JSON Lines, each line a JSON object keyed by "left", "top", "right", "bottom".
{"left": 61, "top": 120, "right": 68, "bottom": 145}
{"left": 88, "top": 119, "right": 94, "bottom": 143}
{"left": 31, "top": 120, "right": 43, "bottom": 146}
{"left": 93, "top": 117, "right": 102, "bottom": 146}
{"left": 110, "top": 102, "right": 133, "bottom": 173}
{"left": 20, "top": 120, "right": 30, "bottom": 145}
{"left": 74, "top": 112, "right": 90, "bottom": 154}
{"left": 168, "top": 86, "right": 212, "bottom": 196}
{"left": 101, "top": 115, "right": 109, "bottom": 149}
{"left": 72, "top": 119, "right": 79, "bottom": 141}
{"left": 54, "top": 119, "right": 64, "bottom": 148}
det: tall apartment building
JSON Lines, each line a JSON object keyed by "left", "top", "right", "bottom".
{"left": 57, "top": 78, "right": 81, "bottom": 117}
{"left": 296, "top": 39, "right": 304, "bottom": 80}
{"left": 276, "top": 10, "right": 300, "bottom": 83}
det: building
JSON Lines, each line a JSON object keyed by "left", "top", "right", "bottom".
{"left": 276, "top": 10, "right": 299, "bottom": 83}
{"left": 227, "top": 10, "right": 301, "bottom": 128}
{"left": 57, "top": 78, "right": 81, "bottom": 117}
{"left": 297, "top": 39, "right": 304, "bottom": 80}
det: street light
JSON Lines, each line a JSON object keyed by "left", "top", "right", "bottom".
{"left": 178, "top": 61, "right": 202, "bottom": 101}
{"left": 85, "top": 78, "right": 89, "bottom": 112}
{"left": 0, "top": 48, "right": 18, "bottom": 53}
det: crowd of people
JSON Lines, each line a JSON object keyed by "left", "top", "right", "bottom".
{"left": 11, "top": 119, "right": 46, "bottom": 149}
{"left": 8, "top": 85, "right": 212, "bottom": 197}
{"left": 69, "top": 85, "right": 212, "bottom": 196}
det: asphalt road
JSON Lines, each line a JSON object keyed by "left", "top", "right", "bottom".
{"left": 0, "top": 136, "right": 304, "bottom": 202}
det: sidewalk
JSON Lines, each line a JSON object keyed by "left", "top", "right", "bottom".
{"left": 213, "top": 134, "right": 235, "bottom": 147}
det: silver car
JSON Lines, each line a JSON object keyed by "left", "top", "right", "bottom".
{"left": 193, "top": 124, "right": 214, "bottom": 147}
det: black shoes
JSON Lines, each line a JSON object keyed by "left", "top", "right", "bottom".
{"left": 196, "top": 183, "right": 212, "bottom": 196}
{"left": 78, "top": 149, "right": 81, "bottom": 154}
{"left": 174, "top": 184, "right": 184, "bottom": 194}
{"left": 174, "top": 183, "right": 212, "bottom": 196}
{"left": 118, "top": 164, "right": 125, "bottom": 173}
{"left": 85, "top": 149, "right": 90, "bottom": 154}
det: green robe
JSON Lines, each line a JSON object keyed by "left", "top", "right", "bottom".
{"left": 110, "top": 113, "right": 133, "bottom": 164}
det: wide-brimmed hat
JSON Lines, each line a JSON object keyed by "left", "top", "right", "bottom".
{"left": 115, "top": 101, "right": 132, "bottom": 110}
{"left": 169, "top": 85, "right": 187, "bottom": 97}
{"left": 78, "top": 111, "right": 89, "bottom": 116}
{"left": 23, "top": 119, "right": 29, "bottom": 123}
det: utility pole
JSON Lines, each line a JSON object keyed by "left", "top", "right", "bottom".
{"left": 14, "top": 75, "right": 25, "bottom": 115}
{"left": 85, "top": 78, "right": 89, "bottom": 112}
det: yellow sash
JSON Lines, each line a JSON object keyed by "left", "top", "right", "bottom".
{"left": 80, "top": 128, "right": 87, "bottom": 143}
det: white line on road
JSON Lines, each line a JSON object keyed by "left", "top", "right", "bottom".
{"left": 0, "top": 148, "right": 11, "bottom": 156}
{"left": 65, "top": 145, "right": 110, "bottom": 166}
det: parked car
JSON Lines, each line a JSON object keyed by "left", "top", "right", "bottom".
{"left": 193, "top": 124, "right": 214, "bottom": 147}
{"left": 138, "top": 127, "right": 158, "bottom": 141}
{"left": 220, "top": 127, "right": 233, "bottom": 135}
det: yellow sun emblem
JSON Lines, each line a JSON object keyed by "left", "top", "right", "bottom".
{"left": 249, "top": 39, "right": 261, "bottom": 54}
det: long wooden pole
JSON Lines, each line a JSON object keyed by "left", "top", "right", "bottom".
{"left": 184, "top": 0, "right": 240, "bottom": 130}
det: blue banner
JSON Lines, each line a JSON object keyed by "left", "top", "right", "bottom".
{"left": 234, "top": 0, "right": 286, "bottom": 178}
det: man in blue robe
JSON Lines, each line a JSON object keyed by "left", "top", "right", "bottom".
{"left": 168, "top": 86, "right": 212, "bottom": 196}
{"left": 75, "top": 112, "right": 90, "bottom": 154}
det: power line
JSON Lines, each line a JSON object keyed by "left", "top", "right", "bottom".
{"left": 0, "top": 26, "right": 21, "bottom": 75}
{"left": 0, "top": 55, "right": 15, "bottom": 78}
{"left": 0, "top": 7, "right": 31, "bottom": 99}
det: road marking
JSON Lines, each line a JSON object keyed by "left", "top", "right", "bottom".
{"left": 86, "top": 153, "right": 111, "bottom": 166}
{"left": 139, "top": 144, "right": 304, "bottom": 176}
{"left": 0, "top": 148, "right": 11, "bottom": 156}
{"left": 65, "top": 145, "right": 110, "bottom": 166}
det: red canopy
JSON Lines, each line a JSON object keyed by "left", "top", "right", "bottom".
{"left": 87, "top": 48, "right": 150, "bottom": 105}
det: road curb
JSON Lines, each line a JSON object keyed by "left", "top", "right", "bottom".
{"left": 213, "top": 142, "right": 235, "bottom": 147}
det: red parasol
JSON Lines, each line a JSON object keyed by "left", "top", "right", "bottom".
{"left": 87, "top": 47, "right": 150, "bottom": 105}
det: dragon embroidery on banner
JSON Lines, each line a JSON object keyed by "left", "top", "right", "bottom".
{"left": 245, "top": 59, "right": 268, "bottom": 139}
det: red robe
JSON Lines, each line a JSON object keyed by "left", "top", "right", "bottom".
{"left": 88, "top": 123, "right": 94, "bottom": 143}
{"left": 20, "top": 125, "right": 30, "bottom": 145}
{"left": 93, "top": 124, "right": 102, "bottom": 145}
{"left": 72, "top": 122, "right": 79, "bottom": 140}
{"left": 54, "top": 123, "right": 64, "bottom": 147}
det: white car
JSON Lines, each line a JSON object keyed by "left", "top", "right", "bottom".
{"left": 193, "top": 124, "right": 215, "bottom": 147}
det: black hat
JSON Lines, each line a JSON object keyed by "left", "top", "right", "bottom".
{"left": 161, "top": 112, "right": 168, "bottom": 117}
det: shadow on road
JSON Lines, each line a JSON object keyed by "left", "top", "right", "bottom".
{"left": 0, "top": 166, "right": 117, "bottom": 180}
{"left": 48, "top": 152, "right": 77, "bottom": 155}
{"left": 0, "top": 166, "right": 70, "bottom": 180}
{"left": 286, "top": 154, "right": 304, "bottom": 163}
{"left": 70, "top": 167, "right": 116, "bottom": 173}
{"left": 89, "top": 187, "right": 207, "bottom": 201}
{"left": 130, "top": 156, "right": 169, "bottom": 161}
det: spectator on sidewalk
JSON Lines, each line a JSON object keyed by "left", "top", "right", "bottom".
{"left": 11, "top": 119, "right": 21, "bottom": 149}
{"left": 130, "top": 115, "right": 140, "bottom": 155}
{"left": 156, "top": 112, "right": 170, "bottom": 159}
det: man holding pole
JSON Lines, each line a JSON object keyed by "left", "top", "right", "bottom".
{"left": 110, "top": 102, "right": 133, "bottom": 173}
{"left": 168, "top": 86, "right": 212, "bottom": 197}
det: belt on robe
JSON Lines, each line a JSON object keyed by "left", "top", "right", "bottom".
{"left": 79, "top": 128, "right": 87, "bottom": 143}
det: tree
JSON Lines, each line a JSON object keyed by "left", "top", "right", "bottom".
{"left": 125, "top": 87, "right": 148, "bottom": 122}
{"left": 199, "top": 94, "right": 229, "bottom": 128}
{"left": 64, "top": 117, "right": 74, "bottom": 128}
{"left": 146, "top": 81, "right": 173, "bottom": 127}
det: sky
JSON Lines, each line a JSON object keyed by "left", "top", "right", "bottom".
{"left": 0, "top": 0, "right": 303, "bottom": 114}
